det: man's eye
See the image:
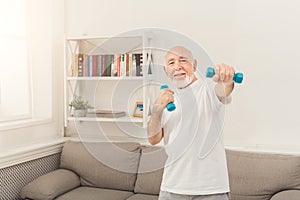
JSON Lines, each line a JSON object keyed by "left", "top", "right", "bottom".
{"left": 168, "top": 61, "right": 174, "bottom": 65}
{"left": 179, "top": 59, "right": 187, "bottom": 63}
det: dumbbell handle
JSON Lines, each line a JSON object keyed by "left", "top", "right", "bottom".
{"left": 206, "top": 67, "right": 244, "bottom": 84}
{"left": 160, "top": 85, "right": 176, "bottom": 111}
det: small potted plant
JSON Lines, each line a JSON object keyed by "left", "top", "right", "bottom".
{"left": 69, "top": 95, "right": 93, "bottom": 117}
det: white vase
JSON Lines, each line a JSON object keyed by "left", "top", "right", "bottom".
{"left": 73, "top": 109, "right": 87, "bottom": 117}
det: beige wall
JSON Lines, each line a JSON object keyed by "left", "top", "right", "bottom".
{"left": 64, "top": 0, "right": 300, "bottom": 148}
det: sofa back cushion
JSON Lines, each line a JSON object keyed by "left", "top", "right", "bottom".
{"left": 226, "top": 149, "right": 300, "bottom": 200}
{"left": 60, "top": 141, "right": 141, "bottom": 191}
{"left": 134, "top": 145, "right": 167, "bottom": 195}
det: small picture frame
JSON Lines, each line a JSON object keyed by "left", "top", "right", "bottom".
{"left": 133, "top": 102, "right": 143, "bottom": 118}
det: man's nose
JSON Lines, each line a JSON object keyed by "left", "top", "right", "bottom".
{"left": 174, "top": 62, "right": 182, "bottom": 70}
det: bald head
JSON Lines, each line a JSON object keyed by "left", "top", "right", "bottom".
{"left": 165, "top": 46, "right": 194, "bottom": 65}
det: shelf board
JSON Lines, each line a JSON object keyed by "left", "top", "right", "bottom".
{"left": 66, "top": 35, "right": 142, "bottom": 40}
{"left": 67, "top": 77, "right": 143, "bottom": 81}
{"left": 68, "top": 116, "right": 143, "bottom": 123}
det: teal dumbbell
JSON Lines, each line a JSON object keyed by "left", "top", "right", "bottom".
{"left": 206, "top": 67, "right": 244, "bottom": 83}
{"left": 160, "top": 85, "right": 176, "bottom": 111}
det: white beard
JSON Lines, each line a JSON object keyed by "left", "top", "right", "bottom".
{"left": 172, "top": 74, "right": 194, "bottom": 89}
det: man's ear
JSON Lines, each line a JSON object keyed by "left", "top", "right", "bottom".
{"left": 193, "top": 60, "right": 197, "bottom": 72}
{"left": 163, "top": 66, "right": 168, "bottom": 75}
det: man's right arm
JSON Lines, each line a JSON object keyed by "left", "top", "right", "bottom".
{"left": 147, "top": 88, "right": 174, "bottom": 145}
{"left": 147, "top": 104, "right": 164, "bottom": 145}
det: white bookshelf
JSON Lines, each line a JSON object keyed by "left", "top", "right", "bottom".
{"left": 64, "top": 34, "right": 153, "bottom": 129}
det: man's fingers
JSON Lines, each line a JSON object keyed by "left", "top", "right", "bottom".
{"left": 161, "top": 88, "right": 174, "bottom": 94}
{"left": 161, "top": 89, "right": 175, "bottom": 105}
{"left": 228, "top": 66, "right": 235, "bottom": 82}
{"left": 215, "top": 65, "right": 220, "bottom": 77}
{"left": 162, "top": 94, "right": 174, "bottom": 106}
{"left": 220, "top": 66, "right": 226, "bottom": 81}
{"left": 224, "top": 67, "right": 230, "bottom": 82}
{"left": 212, "top": 74, "right": 219, "bottom": 82}
{"left": 214, "top": 64, "right": 235, "bottom": 83}
{"left": 156, "top": 88, "right": 174, "bottom": 106}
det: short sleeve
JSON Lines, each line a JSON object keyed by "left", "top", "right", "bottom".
{"left": 206, "top": 80, "right": 231, "bottom": 110}
{"left": 219, "top": 95, "right": 232, "bottom": 104}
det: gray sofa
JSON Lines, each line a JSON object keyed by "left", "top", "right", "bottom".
{"left": 21, "top": 141, "right": 300, "bottom": 200}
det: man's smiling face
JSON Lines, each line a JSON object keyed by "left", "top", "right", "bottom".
{"left": 164, "top": 46, "right": 197, "bottom": 89}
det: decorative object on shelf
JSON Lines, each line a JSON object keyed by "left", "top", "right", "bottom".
{"left": 69, "top": 95, "right": 93, "bottom": 117}
{"left": 133, "top": 102, "right": 143, "bottom": 118}
{"left": 146, "top": 52, "right": 153, "bottom": 75}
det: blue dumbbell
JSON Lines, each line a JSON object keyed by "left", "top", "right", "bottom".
{"left": 206, "top": 67, "right": 244, "bottom": 84}
{"left": 160, "top": 85, "right": 176, "bottom": 111}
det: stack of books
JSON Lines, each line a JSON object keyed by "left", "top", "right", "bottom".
{"left": 87, "top": 110, "right": 126, "bottom": 118}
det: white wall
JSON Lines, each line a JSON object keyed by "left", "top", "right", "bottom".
{"left": 65, "top": 0, "right": 300, "bottom": 149}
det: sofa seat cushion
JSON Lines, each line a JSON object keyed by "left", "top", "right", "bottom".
{"left": 60, "top": 141, "right": 141, "bottom": 191}
{"left": 226, "top": 149, "right": 300, "bottom": 200}
{"left": 126, "top": 194, "right": 158, "bottom": 200}
{"left": 270, "top": 190, "right": 300, "bottom": 200}
{"left": 134, "top": 146, "right": 167, "bottom": 195}
{"left": 55, "top": 187, "right": 134, "bottom": 200}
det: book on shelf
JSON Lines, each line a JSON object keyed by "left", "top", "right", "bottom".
{"left": 103, "top": 55, "right": 113, "bottom": 76}
{"left": 87, "top": 110, "right": 126, "bottom": 118}
{"left": 114, "top": 54, "right": 121, "bottom": 77}
{"left": 77, "top": 54, "right": 84, "bottom": 76}
{"left": 128, "top": 54, "right": 133, "bottom": 76}
{"left": 125, "top": 54, "right": 130, "bottom": 76}
{"left": 92, "top": 55, "right": 98, "bottom": 76}
{"left": 71, "top": 54, "right": 78, "bottom": 76}
{"left": 134, "top": 53, "right": 143, "bottom": 76}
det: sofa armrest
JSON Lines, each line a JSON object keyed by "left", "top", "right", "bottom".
{"left": 21, "top": 169, "right": 80, "bottom": 200}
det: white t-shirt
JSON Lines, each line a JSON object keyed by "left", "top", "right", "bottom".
{"left": 160, "top": 78, "right": 230, "bottom": 195}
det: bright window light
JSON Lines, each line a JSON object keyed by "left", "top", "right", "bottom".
{"left": 0, "top": 0, "right": 26, "bottom": 36}
{"left": 0, "top": 0, "right": 31, "bottom": 122}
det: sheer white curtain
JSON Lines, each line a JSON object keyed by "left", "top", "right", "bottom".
{"left": 0, "top": 0, "right": 31, "bottom": 122}
{"left": 0, "top": 0, "right": 64, "bottom": 155}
